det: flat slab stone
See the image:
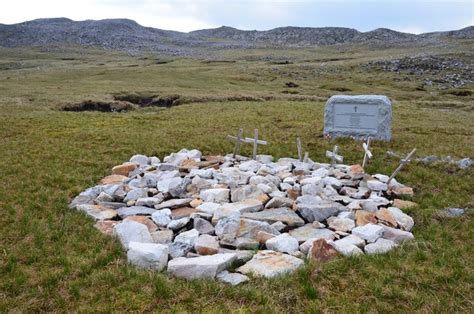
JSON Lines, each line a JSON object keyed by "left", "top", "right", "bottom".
{"left": 167, "top": 253, "right": 236, "bottom": 279}
{"left": 241, "top": 207, "right": 305, "bottom": 227}
{"left": 289, "top": 225, "right": 336, "bottom": 243}
{"left": 237, "top": 250, "right": 304, "bottom": 278}
{"left": 323, "top": 95, "right": 392, "bottom": 141}
{"left": 113, "top": 220, "right": 153, "bottom": 249}
{"left": 127, "top": 241, "right": 168, "bottom": 271}
{"left": 116, "top": 206, "right": 157, "bottom": 218}
{"left": 216, "top": 271, "right": 249, "bottom": 286}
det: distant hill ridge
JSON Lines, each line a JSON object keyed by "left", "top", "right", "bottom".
{"left": 0, "top": 18, "right": 472, "bottom": 53}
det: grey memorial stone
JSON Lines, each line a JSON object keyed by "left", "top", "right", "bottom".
{"left": 324, "top": 95, "right": 392, "bottom": 141}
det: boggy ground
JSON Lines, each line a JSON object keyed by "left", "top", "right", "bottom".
{"left": 0, "top": 43, "right": 473, "bottom": 312}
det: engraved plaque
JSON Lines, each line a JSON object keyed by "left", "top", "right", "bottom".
{"left": 323, "top": 95, "right": 392, "bottom": 141}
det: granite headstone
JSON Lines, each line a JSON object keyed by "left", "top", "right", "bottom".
{"left": 323, "top": 95, "right": 392, "bottom": 141}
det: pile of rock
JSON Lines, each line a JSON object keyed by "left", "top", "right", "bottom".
{"left": 70, "top": 148, "right": 416, "bottom": 285}
{"left": 387, "top": 151, "right": 473, "bottom": 169}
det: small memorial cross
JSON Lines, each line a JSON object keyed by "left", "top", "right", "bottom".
{"left": 326, "top": 145, "right": 343, "bottom": 166}
{"left": 362, "top": 137, "right": 373, "bottom": 169}
{"left": 227, "top": 128, "right": 244, "bottom": 158}
{"left": 246, "top": 129, "right": 267, "bottom": 160}
{"left": 387, "top": 148, "right": 416, "bottom": 185}
{"left": 296, "top": 137, "right": 308, "bottom": 162}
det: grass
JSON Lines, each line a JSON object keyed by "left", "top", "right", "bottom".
{"left": 0, "top": 42, "right": 473, "bottom": 312}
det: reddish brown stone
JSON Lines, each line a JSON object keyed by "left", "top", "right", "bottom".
{"left": 94, "top": 220, "right": 119, "bottom": 235}
{"left": 355, "top": 210, "right": 377, "bottom": 226}
{"left": 100, "top": 174, "right": 128, "bottom": 185}
{"left": 171, "top": 207, "right": 197, "bottom": 219}
{"left": 350, "top": 164, "right": 365, "bottom": 176}
{"left": 180, "top": 159, "right": 198, "bottom": 171}
{"left": 376, "top": 208, "right": 398, "bottom": 227}
{"left": 393, "top": 199, "right": 418, "bottom": 209}
{"left": 256, "top": 231, "right": 276, "bottom": 245}
{"left": 392, "top": 186, "right": 414, "bottom": 197}
{"left": 308, "top": 239, "right": 339, "bottom": 262}
{"left": 287, "top": 188, "right": 300, "bottom": 201}
{"left": 204, "top": 155, "right": 224, "bottom": 163}
{"left": 111, "top": 162, "right": 137, "bottom": 176}
{"left": 190, "top": 198, "right": 203, "bottom": 208}
{"left": 257, "top": 194, "right": 270, "bottom": 205}
{"left": 124, "top": 216, "right": 158, "bottom": 232}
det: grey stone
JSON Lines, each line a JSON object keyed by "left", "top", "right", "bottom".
{"left": 196, "top": 202, "right": 221, "bottom": 215}
{"left": 313, "top": 167, "right": 329, "bottom": 177}
{"left": 76, "top": 204, "right": 117, "bottom": 221}
{"left": 168, "top": 241, "right": 193, "bottom": 259}
{"left": 256, "top": 155, "right": 273, "bottom": 164}
{"left": 167, "top": 253, "right": 236, "bottom": 279}
{"left": 123, "top": 188, "right": 148, "bottom": 203}
{"left": 217, "top": 249, "right": 254, "bottom": 264}
{"left": 364, "top": 238, "right": 397, "bottom": 254}
{"left": 116, "top": 206, "right": 156, "bottom": 218}
{"left": 151, "top": 229, "right": 174, "bottom": 244}
{"left": 215, "top": 216, "right": 240, "bottom": 241}
{"left": 189, "top": 168, "right": 214, "bottom": 179}
{"left": 352, "top": 223, "right": 384, "bottom": 243}
{"left": 265, "top": 233, "right": 299, "bottom": 254}
{"left": 271, "top": 221, "right": 287, "bottom": 232}
{"left": 174, "top": 229, "right": 199, "bottom": 246}
{"left": 194, "top": 234, "right": 220, "bottom": 255}
{"left": 241, "top": 207, "right": 305, "bottom": 227}
{"left": 330, "top": 241, "right": 364, "bottom": 256}
{"left": 200, "top": 188, "right": 230, "bottom": 203}
{"left": 301, "top": 183, "right": 323, "bottom": 196}
{"left": 113, "top": 220, "right": 153, "bottom": 249}
{"left": 231, "top": 185, "right": 264, "bottom": 202}
{"left": 96, "top": 192, "right": 114, "bottom": 202}
{"left": 221, "top": 237, "right": 259, "bottom": 250}
{"left": 387, "top": 207, "right": 414, "bottom": 231}
{"left": 193, "top": 217, "right": 215, "bottom": 235}
{"left": 360, "top": 200, "right": 378, "bottom": 213}
{"left": 296, "top": 200, "right": 346, "bottom": 222}
{"left": 127, "top": 241, "right": 168, "bottom": 271}
{"left": 443, "top": 207, "right": 465, "bottom": 217}
{"left": 367, "top": 180, "right": 388, "bottom": 191}
{"left": 167, "top": 217, "right": 190, "bottom": 231}
{"left": 136, "top": 195, "right": 164, "bottom": 207}
{"left": 151, "top": 209, "right": 172, "bottom": 227}
{"left": 155, "top": 198, "right": 192, "bottom": 210}
{"left": 327, "top": 217, "right": 355, "bottom": 232}
{"left": 239, "top": 160, "right": 261, "bottom": 172}
{"left": 322, "top": 176, "right": 342, "bottom": 189}
{"left": 216, "top": 271, "right": 249, "bottom": 285}
{"left": 456, "top": 157, "right": 472, "bottom": 169}
{"left": 333, "top": 234, "right": 365, "bottom": 248}
{"left": 265, "top": 197, "right": 294, "bottom": 209}
{"left": 157, "top": 177, "right": 183, "bottom": 194}
{"left": 130, "top": 154, "right": 149, "bottom": 167}
{"left": 380, "top": 225, "right": 414, "bottom": 243}
{"left": 323, "top": 95, "right": 392, "bottom": 141}
{"left": 237, "top": 218, "right": 280, "bottom": 240}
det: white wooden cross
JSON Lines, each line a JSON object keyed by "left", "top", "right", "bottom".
{"left": 387, "top": 148, "right": 416, "bottom": 185}
{"left": 326, "top": 145, "right": 343, "bottom": 166}
{"left": 247, "top": 129, "right": 267, "bottom": 160}
{"left": 362, "top": 137, "right": 373, "bottom": 169}
{"left": 296, "top": 137, "right": 308, "bottom": 162}
{"left": 227, "top": 128, "right": 244, "bottom": 158}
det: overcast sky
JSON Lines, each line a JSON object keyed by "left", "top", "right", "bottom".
{"left": 1, "top": 0, "right": 472, "bottom": 33}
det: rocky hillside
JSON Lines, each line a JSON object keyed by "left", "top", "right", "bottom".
{"left": 0, "top": 18, "right": 472, "bottom": 54}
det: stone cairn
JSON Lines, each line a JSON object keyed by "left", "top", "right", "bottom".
{"left": 70, "top": 142, "right": 417, "bottom": 285}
